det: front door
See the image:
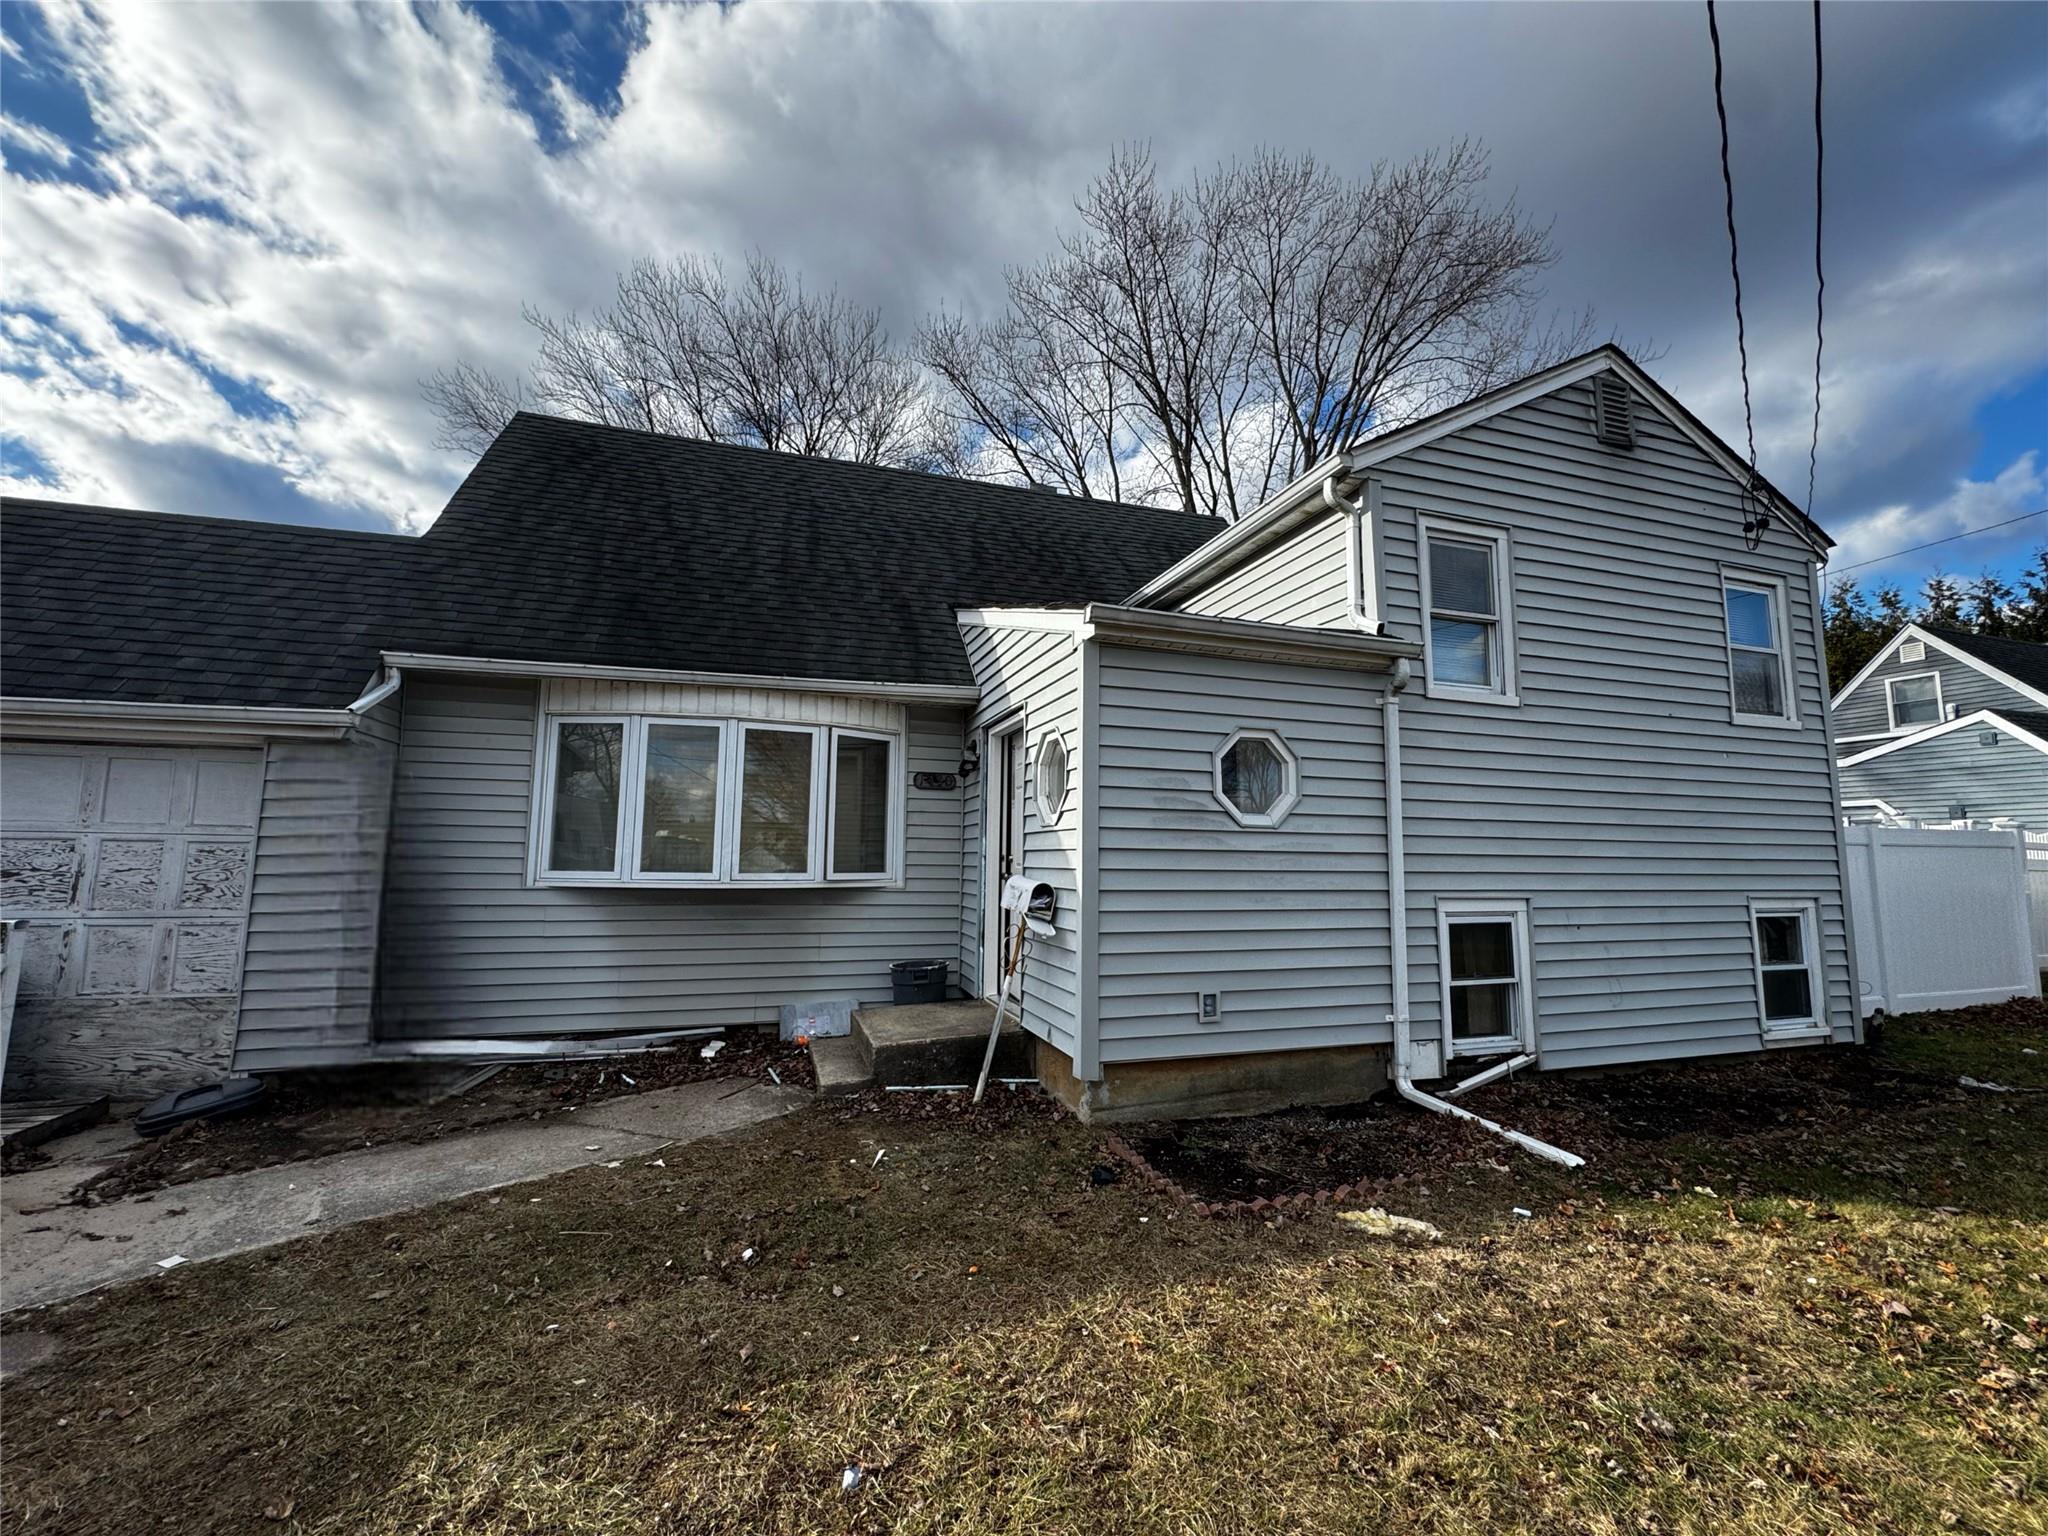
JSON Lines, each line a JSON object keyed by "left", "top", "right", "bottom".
{"left": 984, "top": 721, "right": 1026, "bottom": 996}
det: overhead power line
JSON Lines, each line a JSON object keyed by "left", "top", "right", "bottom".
{"left": 1705, "top": 0, "right": 1756, "bottom": 472}
{"left": 1830, "top": 509, "right": 2048, "bottom": 576}
{"left": 1807, "top": 0, "right": 1825, "bottom": 519}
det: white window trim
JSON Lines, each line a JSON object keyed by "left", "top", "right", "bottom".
{"left": 1418, "top": 514, "right": 1518, "bottom": 707}
{"left": 825, "top": 726, "right": 904, "bottom": 883}
{"left": 528, "top": 713, "right": 901, "bottom": 890}
{"left": 1435, "top": 898, "right": 1536, "bottom": 1059}
{"left": 534, "top": 713, "right": 632, "bottom": 881}
{"left": 1210, "top": 727, "right": 1300, "bottom": 828}
{"left": 625, "top": 715, "right": 729, "bottom": 885}
{"left": 1721, "top": 568, "right": 1799, "bottom": 729}
{"left": 730, "top": 723, "right": 827, "bottom": 885}
{"left": 1034, "top": 727, "right": 1071, "bottom": 826}
{"left": 1883, "top": 669, "right": 1945, "bottom": 734}
{"left": 1748, "top": 898, "right": 1826, "bottom": 1039}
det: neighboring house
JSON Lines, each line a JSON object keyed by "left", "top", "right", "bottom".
{"left": 1, "top": 345, "right": 1861, "bottom": 1119}
{"left": 1831, "top": 624, "right": 2048, "bottom": 828}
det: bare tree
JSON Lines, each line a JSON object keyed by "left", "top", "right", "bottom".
{"left": 925, "top": 141, "right": 1602, "bottom": 519}
{"left": 424, "top": 253, "right": 931, "bottom": 468}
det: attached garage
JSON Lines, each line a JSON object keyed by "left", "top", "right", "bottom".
{"left": 1, "top": 744, "right": 264, "bottom": 1097}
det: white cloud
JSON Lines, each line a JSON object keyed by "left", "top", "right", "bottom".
{"left": 1827, "top": 451, "right": 2047, "bottom": 581}
{"left": 0, "top": 113, "right": 72, "bottom": 165}
{"left": 0, "top": 0, "right": 2040, "bottom": 545}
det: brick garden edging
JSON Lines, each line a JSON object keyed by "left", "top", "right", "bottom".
{"left": 1099, "top": 1131, "right": 1415, "bottom": 1220}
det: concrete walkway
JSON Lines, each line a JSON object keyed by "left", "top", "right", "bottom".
{"left": 1, "top": 1080, "right": 805, "bottom": 1314}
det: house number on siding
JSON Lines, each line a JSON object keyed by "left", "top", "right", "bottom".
{"left": 912, "top": 773, "right": 958, "bottom": 792}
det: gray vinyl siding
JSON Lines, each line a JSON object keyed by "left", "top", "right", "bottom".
{"left": 1839, "top": 730, "right": 2048, "bottom": 828}
{"left": 1369, "top": 376, "right": 1853, "bottom": 1069}
{"left": 957, "top": 621, "right": 1084, "bottom": 1057}
{"left": 1833, "top": 645, "right": 2036, "bottom": 742}
{"left": 1093, "top": 645, "right": 1393, "bottom": 1064}
{"left": 1180, "top": 514, "right": 1352, "bottom": 627}
{"left": 233, "top": 698, "right": 400, "bottom": 1071}
{"left": 375, "top": 676, "right": 967, "bottom": 1039}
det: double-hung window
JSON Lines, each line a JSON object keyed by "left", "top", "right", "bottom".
{"left": 1436, "top": 899, "right": 1534, "bottom": 1057}
{"left": 1885, "top": 672, "right": 1943, "bottom": 732}
{"left": 1750, "top": 901, "right": 1822, "bottom": 1036}
{"left": 534, "top": 714, "right": 900, "bottom": 887}
{"left": 1420, "top": 516, "right": 1516, "bottom": 704}
{"left": 1723, "top": 572, "right": 1795, "bottom": 725}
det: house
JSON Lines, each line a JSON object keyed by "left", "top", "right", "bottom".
{"left": 1, "top": 345, "right": 1861, "bottom": 1125}
{"left": 1831, "top": 624, "right": 2048, "bottom": 828}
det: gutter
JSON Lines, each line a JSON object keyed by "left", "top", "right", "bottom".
{"left": 347, "top": 666, "right": 403, "bottom": 714}
{"left": 381, "top": 651, "right": 982, "bottom": 705}
{"left": 0, "top": 696, "right": 355, "bottom": 743}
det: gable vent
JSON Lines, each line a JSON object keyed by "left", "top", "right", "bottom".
{"left": 1591, "top": 372, "right": 1636, "bottom": 450}
{"left": 1899, "top": 639, "right": 1926, "bottom": 663}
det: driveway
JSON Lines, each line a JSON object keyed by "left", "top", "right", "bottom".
{"left": 2, "top": 1079, "right": 804, "bottom": 1313}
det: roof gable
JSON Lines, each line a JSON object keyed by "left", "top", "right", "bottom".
{"left": 1837, "top": 706, "right": 2048, "bottom": 767}
{"left": 1829, "top": 621, "right": 2048, "bottom": 716}
{"left": 1130, "top": 344, "right": 1831, "bottom": 608}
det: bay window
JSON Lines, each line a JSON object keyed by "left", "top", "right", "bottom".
{"left": 533, "top": 714, "right": 901, "bottom": 887}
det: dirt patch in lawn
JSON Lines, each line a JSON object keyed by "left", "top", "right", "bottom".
{"left": 1132, "top": 999, "right": 2048, "bottom": 1209}
{"left": 60, "top": 1031, "right": 812, "bottom": 1204}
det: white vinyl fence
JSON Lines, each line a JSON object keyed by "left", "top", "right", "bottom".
{"left": 1845, "top": 824, "right": 2041, "bottom": 1018}
{"left": 2027, "top": 831, "right": 2048, "bottom": 968}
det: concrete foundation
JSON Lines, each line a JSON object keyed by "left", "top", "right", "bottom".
{"left": 1034, "top": 1036, "right": 1391, "bottom": 1123}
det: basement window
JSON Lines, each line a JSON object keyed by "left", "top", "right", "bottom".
{"left": 1750, "top": 901, "right": 1822, "bottom": 1036}
{"left": 1436, "top": 899, "right": 1534, "bottom": 1058}
{"left": 533, "top": 715, "right": 900, "bottom": 887}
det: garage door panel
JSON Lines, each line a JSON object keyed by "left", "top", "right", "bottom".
{"left": 178, "top": 842, "right": 252, "bottom": 909}
{"left": 3, "top": 753, "right": 87, "bottom": 825}
{"left": 90, "top": 838, "right": 168, "bottom": 911}
{"left": 191, "top": 756, "right": 265, "bottom": 828}
{"left": 102, "top": 755, "right": 180, "bottom": 825}
{"left": 1, "top": 836, "right": 83, "bottom": 910}
{"left": 15, "top": 924, "right": 72, "bottom": 997}
{"left": 78, "top": 923, "right": 160, "bottom": 996}
{"left": 170, "top": 923, "right": 243, "bottom": 994}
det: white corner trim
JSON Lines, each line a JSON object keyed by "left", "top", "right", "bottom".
{"left": 0, "top": 695, "right": 355, "bottom": 742}
{"left": 1837, "top": 708, "right": 2048, "bottom": 767}
{"left": 381, "top": 652, "right": 982, "bottom": 705}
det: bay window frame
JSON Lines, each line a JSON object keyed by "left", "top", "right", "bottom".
{"left": 825, "top": 725, "right": 903, "bottom": 883}
{"left": 528, "top": 711, "right": 901, "bottom": 890}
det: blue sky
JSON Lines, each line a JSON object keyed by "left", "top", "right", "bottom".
{"left": 2, "top": 0, "right": 2043, "bottom": 597}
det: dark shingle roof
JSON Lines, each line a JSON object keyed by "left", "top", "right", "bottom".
{"left": 3, "top": 417, "right": 1221, "bottom": 707}
{"left": 2, "top": 500, "right": 417, "bottom": 708}
{"left": 1924, "top": 626, "right": 2048, "bottom": 695}
{"left": 1992, "top": 709, "right": 2048, "bottom": 740}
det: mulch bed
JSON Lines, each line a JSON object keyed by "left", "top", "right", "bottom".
{"left": 61, "top": 1030, "right": 813, "bottom": 1205}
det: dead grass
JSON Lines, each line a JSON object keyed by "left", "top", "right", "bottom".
{"left": 4, "top": 1005, "right": 2045, "bottom": 1535}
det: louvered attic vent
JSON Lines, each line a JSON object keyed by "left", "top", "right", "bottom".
{"left": 1899, "top": 639, "right": 1926, "bottom": 663}
{"left": 1592, "top": 372, "right": 1636, "bottom": 450}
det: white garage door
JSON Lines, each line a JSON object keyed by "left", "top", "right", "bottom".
{"left": 1, "top": 744, "right": 264, "bottom": 1097}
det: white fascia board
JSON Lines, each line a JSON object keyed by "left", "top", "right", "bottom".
{"left": 1837, "top": 708, "right": 2048, "bottom": 768}
{"left": 0, "top": 696, "right": 355, "bottom": 742}
{"left": 954, "top": 608, "right": 1088, "bottom": 634}
{"left": 380, "top": 652, "right": 982, "bottom": 705}
{"left": 1123, "top": 451, "right": 1348, "bottom": 607}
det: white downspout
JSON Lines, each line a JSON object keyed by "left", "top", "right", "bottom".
{"left": 1380, "top": 594, "right": 1584, "bottom": 1170}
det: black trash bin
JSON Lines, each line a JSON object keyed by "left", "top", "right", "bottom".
{"left": 890, "top": 959, "right": 949, "bottom": 1005}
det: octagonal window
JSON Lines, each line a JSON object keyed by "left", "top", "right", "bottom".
{"left": 1213, "top": 729, "right": 1298, "bottom": 827}
{"left": 1035, "top": 729, "right": 1070, "bottom": 824}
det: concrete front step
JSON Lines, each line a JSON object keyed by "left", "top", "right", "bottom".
{"left": 854, "top": 1000, "right": 1033, "bottom": 1087}
{"left": 810, "top": 1035, "right": 874, "bottom": 1098}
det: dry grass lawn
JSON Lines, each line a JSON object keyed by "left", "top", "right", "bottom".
{"left": 3, "top": 1005, "right": 2044, "bottom": 1535}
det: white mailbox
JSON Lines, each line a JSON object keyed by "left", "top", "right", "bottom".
{"left": 1001, "top": 874, "right": 1057, "bottom": 937}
